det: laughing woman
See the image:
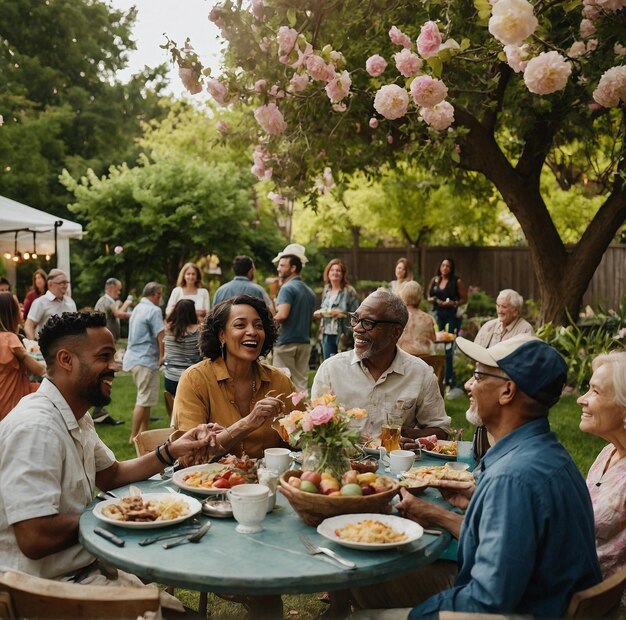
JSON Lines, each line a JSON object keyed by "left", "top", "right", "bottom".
{"left": 172, "top": 294, "right": 294, "bottom": 459}
{"left": 578, "top": 351, "right": 626, "bottom": 609}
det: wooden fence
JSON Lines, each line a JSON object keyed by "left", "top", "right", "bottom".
{"left": 324, "top": 245, "right": 626, "bottom": 310}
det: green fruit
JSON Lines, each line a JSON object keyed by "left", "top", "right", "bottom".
{"left": 300, "top": 480, "right": 319, "bottom": 494}
{"left": 340, "top": 483, "right": 363, "bottom": 496}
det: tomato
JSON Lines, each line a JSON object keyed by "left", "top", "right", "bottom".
{"left": 229, "top": 474, "right": 246, "bottom": 486}
{"left": 212, "top": 477, "right": 231, "bottom": 489}
{"left": 220, "top": 470, "right": 232, "bottom": 480}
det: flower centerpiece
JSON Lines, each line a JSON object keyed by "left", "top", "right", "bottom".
{"left": 275, "top": 392, "right": 367, "bottom": 479}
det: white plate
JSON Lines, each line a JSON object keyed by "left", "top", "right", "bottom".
{"left": 317, "top": 513, "right": 423, "bottom": 550}
{"left": 421, "top": 440, "right": 457, "bottom": 461}
{"left": 93, "top": 493, "right": 201, "bottom": 529}
{"left": 172, "top": 463, "right": 233, "bottom": 495}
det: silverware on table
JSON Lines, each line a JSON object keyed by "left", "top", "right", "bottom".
{"left": 138, "top": 528, "right": 201, "bottom": 546}
{"left": 95, "top": 490, "right": 118, "bottom": 501}
{"left": 163, "top": 521, "right": 212, "bottom": 549}
{"left": 422, "top": 528, "right": 443, "bottom": 537}
{"left": 300, "top": 535, "right": 356, "bottom": 570}
{"left": 94, "top": 527, "right": 125, "bottom": 547}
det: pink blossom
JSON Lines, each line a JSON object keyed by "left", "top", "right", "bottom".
{"left": 268, "top": 84, "right": 285, "bottom": 98}
{"left": 439, "top": 38, "right": 461, "bottom": 53}
{"left": 251, "top": 0, "right": 265, "bottom": 18}
{"left": 332, "top": 102, "right": 347, "bottom": 112}
{"left": 394, "top": 49, "right": 423, "bottom": 77}
{"left": 260, "top": 37, "right": 271, "bottom": 53}
{"left": 416, "top": 21, "right": 442, "bottom": 59}
{"left": 504, "top": 44, "right": 530, "bottom": 72}
{"left": 369, "top": 117, "right": 379, "bottom": 128}
{"left": 267, "top": 191, "right": 285, "bottom": 205}
{"left": 366, "top": 55, "right": 388, "bottom": 77}
{"left": 489, "top": 0, "right": 538, "bottom": 46}
{"left": 178, "top": 67, "right": 202, "bottom": 95}
{"left": 568, "top": 41, "right": 587, "bottom": 58}
{"left": 288, "top": 73, "right": 309, "bottom": 93}
{"left": 586, "top": 39, "right": 598, "bottom": 52}
{"left": 387, "top": 135, "right": 394, "bottom": 144}
{"left": 289, "top": 42, "right": 313, "bottom": 69}
{"left": 216, "top": 120, "right": 230, "bottom": 134}
{"left": 113, "top": 245, "right": 123, "bottom": 254}
{"left": 251, "top": 164, "right": 272, "bottom": 180}
{"left": 277, "top": 26, "right": 298, "bottom": 55}
{"left": 325, "top": 70, "right": 351, "bottom": 102}
{"left": 389, "top": 26, "right": 412, "bottom": 49}
{"left": 373, "top": 84, "right": 409, "bottom": 120}
{"left": 581, "top": 2, "right": 600, "bottom": 19}
{"left": 420, "top": 101, "right": 455, "bottom": 130}
{"left": 306, "top": 54, "right": 335, "bottom": 81}
{"left": 579, "top": 18, "right": 596, "bottom": 38}
{"left": 307, "top": 405, "right": 335, "bottom": 428}
{"left": 596, "top": 0, "right": 626, "bottom": 10}
{"left": 206, "top": 79, "right": 229, "bottom": 105}
{"left": 254, "top": 79, "right": 267, "bottom": 92}
{"left": 593, "top": 66, "right": 626, "bottom": 107}
{"left": 410, "top": 75, "right": 448, "bottom": 107}
{"left": 254, "top": 103, "right": 288, "bottom": 134}
{"left": 329, "top": 51, "right": 346, "bottom": 67}
{"left": 615, "top": 43, "right": 626, "bottom": 56}
{"left": 523, "top": 51, "right": 572, "bottom": 95}
{"left": 290, "top": 390, "right": 308, "bottom": 406}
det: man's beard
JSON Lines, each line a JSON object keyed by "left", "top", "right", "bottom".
{"left": 78, "top": 369, "right": 113, "bottom": 408}
{"left": 465, "top": 405, "right": 483, "bottom": 426}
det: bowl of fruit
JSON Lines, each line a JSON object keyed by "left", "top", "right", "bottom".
{"left": 279, "top": 469, "right": 400, "bottom": 527}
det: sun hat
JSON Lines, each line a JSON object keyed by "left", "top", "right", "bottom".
{"left": 272, "top": 243, "right": 308, "bottom": 265}
{"left": 456, "top": 334, "right": 568, "bottom": 407}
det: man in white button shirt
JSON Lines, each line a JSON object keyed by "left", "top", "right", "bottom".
{"left": 24, "top": 269, "right": 77, "bottom": 339}
{"left": 311, "top": 288, "right": 450, "bottom": 441}
{"left": 473, "top": 289, "right": 534, "bottom": 348}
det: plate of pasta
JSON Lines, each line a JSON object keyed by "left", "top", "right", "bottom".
{"left": 93, "top": 494, "right": 201, "bottom": 529}
{"left": 316, "top": 513, "right": 423, "bottom": 550}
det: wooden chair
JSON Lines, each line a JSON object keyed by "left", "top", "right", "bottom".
{"left": 132, "top": 427, "right": 173, "bottom": 458}
{"left": 416, "top": 354, "right": 446, "bottom": 396}
{"left": 164, "top": 391, "right": 175, "bottom": 418}
{"left": 0, "top": 570, "right": 160, "bottom": 619}
{"left": 567, "top": 565, "right": 626, "bottom": 618}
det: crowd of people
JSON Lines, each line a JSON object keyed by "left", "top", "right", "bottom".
{"left": 0, "top": 247, "right": 624, "bottom": 618}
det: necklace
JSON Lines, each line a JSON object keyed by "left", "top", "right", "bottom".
{"left": 595, "top": 447, "right": 618, "bottom": 486}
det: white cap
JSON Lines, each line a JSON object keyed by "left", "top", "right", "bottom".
{"left": 272, "top": 243, "right": 308, "bottom": 265}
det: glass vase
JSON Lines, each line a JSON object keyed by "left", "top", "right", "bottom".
{"left": 301, "top": 443, "right": 351, "bottom": 480}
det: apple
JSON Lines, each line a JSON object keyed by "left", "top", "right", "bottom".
{"left": 327, "top": 490, "right": 342, "bottom": 496}
{"left": 356, "top": 472, "right": 377, "bottom": 485}
{"left": 288, "top": 476, "right": 302, "bottom": 489}
{"left": 300, "top": 480, "right": 320, "bottom": 494}
{"left": 361, "top": 485, "right": 375, "bottom": 496}
{"left": 320, "top": 472, "right": 335, "bottom": 481}
{"left": 341, "top": 470, "right": 358, "bottom": 486}
{"left": 340, "top": 483, "right": 363, "bottom": 496}
{"left": 372, "top": 476, "right": 394, "bottom": 493}
{"left": 301, "top": 470, "right": 322, "bottom": 486}
{"left": 320, "top": 479, "right": 340, "bottom": 494}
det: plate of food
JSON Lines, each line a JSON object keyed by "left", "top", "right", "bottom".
{"left": 418, "top": 438, "right": 458, "bottom": 460}
{"left": 93, "top": 493, "right": 201, "bottom": 529}
{"left": 317, "top": 513, "right": 423, "bottom": 550}
{"left": 400, "top": 463, "right": 474, "bottom": 494}
{"left": 173, "top": 456, "right": 258, "bottom": 495}
{"left": 359, "top": 438, "right": 382, "bottom": 456}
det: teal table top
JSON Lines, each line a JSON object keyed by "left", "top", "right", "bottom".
{"left": 79, "top": 457, "right": 457, "bottom": 595}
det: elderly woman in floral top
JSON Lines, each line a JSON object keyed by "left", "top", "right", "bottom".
{"left": 577, "top": 351, "right": 626, "bottom": 609}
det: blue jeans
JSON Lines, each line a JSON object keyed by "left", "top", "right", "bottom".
{"left": 436, "top": 314, "right": 461, "bottom": 386}
{"left": 322, "top": 334, "right": 339, "bottom": 360}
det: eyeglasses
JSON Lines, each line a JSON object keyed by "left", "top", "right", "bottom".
{"left": 51, "top": 279, "right": 70, "bottom": 285}
{"left": 473, "top": 370, "right": 510, "bottom": 383}
{"left": 348, "top": 312, "right": 402, "bottom": 332}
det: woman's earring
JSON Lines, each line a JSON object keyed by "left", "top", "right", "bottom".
{"left": 220, "top": 340, "right": 225, "bottom": 359}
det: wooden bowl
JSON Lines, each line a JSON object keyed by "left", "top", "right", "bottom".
{"left": 279, "top": 470, "right": 400, "bottom": 527}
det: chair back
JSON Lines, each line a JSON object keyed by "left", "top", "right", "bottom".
{"left": 567, "top": 565, "right": 626, "bottom": 618}
{"left": 164, "top": 391, "right": 174, "bottom": 418}
{"left": 0, "top": 571, "right": 160, "bottom": 619}
{"left": 133, "top": 427, "right": 173, "bottom": 458}
{"left": 416, "top": 354, "right": 446, "bottom": 395}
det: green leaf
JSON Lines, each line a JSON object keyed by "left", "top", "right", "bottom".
{"left": 427, "top": 57, "right": 443, "bottom": 78}
{"left": 451, "top": 150, "right": 461, "bottom": 163}
{"left": 287, "top": 8, "right": 297, "bottom": 26}
{"left": 460, "top": 38, "right": 471, "bottom": 51}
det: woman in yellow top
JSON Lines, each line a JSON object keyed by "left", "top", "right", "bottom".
{"left": 173, "top": 294, "right": 294, "bottom": 459}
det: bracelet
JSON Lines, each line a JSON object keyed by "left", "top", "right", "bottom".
{"left": 155, "top": 444, "right": 170, "bottom": 467}
{"left": 163, "top": 441, "right": 176, "bottom": 465}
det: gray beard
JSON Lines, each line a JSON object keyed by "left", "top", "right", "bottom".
{"left": 465, "top": 406, "right": 483, "bottom": 426}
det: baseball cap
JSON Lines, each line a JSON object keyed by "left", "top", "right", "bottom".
{"left": 456, "top": 334, "right": 567, "bottom": 407}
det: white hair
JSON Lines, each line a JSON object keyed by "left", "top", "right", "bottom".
{"left": 497, "top": 289, "right": 523, "bottom": 309}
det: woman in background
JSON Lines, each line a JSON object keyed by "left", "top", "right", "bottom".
{"left": 397, "top": 281, "right": 436, "bottom": 356}
{"left": 166, "top": 262, "right": 210, "bottom": 321}
{"left": 578, "top": 351, "right": 626, "bottom": 610}
{"left": 163, "top": 299, "right": 201, "bottom": 396}
{"left": 313, "top": 258, "right": 360, "bottom": 360}
{"left": 22, "top": 268, "right": 47, "bottom": 321}
{"left": 0, "top": 292, "right": 46, "bottom": 418}
{"left": 389, "top": 257, "right": 413, "bottom": 294}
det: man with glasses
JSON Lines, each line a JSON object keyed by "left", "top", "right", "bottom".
{"left": 383, "top": 334, "right": 602, "bottom": 617}
{"left": 311, "top": 288, "right": 450, "bottom": 440}
{"left": 25, "top": 269, "right": 77, "bottom": 339}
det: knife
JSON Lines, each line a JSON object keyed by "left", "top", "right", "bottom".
{"left": 163, "top": 521, "right": 212, "bottom": 549}
{"left": 94, "top": 527, "right": 125, "bottom": 547}
{"left": 138, "top": 528, "right": 200, "bottom": 546}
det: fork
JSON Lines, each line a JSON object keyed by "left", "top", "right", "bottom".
{"left": 300, "top": 535, "right": 356, "bottom": 570}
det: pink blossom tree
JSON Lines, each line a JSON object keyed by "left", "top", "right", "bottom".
{"left": 169, "top": 1, "right": 625, "bottom": 323}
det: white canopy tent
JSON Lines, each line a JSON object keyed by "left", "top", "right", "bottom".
{"left": 0, "top": 195, "right": 83, "bottom": 283}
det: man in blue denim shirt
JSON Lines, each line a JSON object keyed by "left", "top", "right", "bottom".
{"left": 402, "top": 335, "right": 601, "bottom": 618}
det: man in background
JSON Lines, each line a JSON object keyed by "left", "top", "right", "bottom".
{"left": 24, "top": 269, "right": 77, "bottom": 339}
{"left": 474, "top": 288, "right": 534, "bottom": 347}
{"left": 272, "top": 244, "right": 316, "bottom": 392}
{"left": 122, "top": 282, "right": 164, "bottom": 443}
{"left": 213, "top": 255, "right": 272, "bottom": 309}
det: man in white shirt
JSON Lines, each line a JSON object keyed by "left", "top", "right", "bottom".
{"left": 24, "top": 269, "right": 77, "bottom": 339}
{"left": 473, "top": 289, "right": 534, "bottom": 348}
{"left": 311, "top": 288, "right": 450, "bottom": 440}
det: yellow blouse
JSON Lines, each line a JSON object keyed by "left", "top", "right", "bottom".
{"left": 172, "top": 358, "right": 295, "bottom": 458}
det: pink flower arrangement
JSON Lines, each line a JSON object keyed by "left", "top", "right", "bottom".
{"left": 420, "top": 101, "right": 455, "bottom": 130}
{"left": 277, "top": 26, "right": 298, "bottom": 56}
{"left": 389, "top": 26, "right": 412, "bottom": 49}
{"left": 488, "top": 0, "right": 538, "bottom": 46}
{"left": 325, "top": 70, "right": 352, "bottom": 102}
{"left": 410, "top": 75, "right": 448, "bottom": 108}
{"left": 523, "top": 51, "right": 572, "bottom": 95}
{"left": 366, "top": 54, "right": 388, "bottom": 77}
{"left": 254, "top": 102, "right": 288, "bottom": 134}
{"left": 593, "top": 66, "right": 626, "bottom": 108}
{"left": 373, "top": 84, "right": 409, "bottom": 120}
{"left": 394, "top": 49, "right": 423, "bottom": 77}
{"left": 178, "top": 67, "right": 202, "bottom": 95}
{"left": 288, "top": 73, "right": 309, "bottom": 93}
{"left": 416, "top": 21, "right": 442, "bottom": 59}
{"left": 206, "top": 79, "right": 229, "bottom": 106}
{"left": 306, "top": 54, "right": 335, "bottom": 81}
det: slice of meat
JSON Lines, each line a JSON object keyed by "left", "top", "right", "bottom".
{"left": 417, "top": 435, "right": 438, "bottom": 451}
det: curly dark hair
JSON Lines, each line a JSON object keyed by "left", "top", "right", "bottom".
{"left": 199, "top": 295, "right": 277, "bottom": 361}
{"left": 39, "top": 311, "right": 107, "bottom": 366}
